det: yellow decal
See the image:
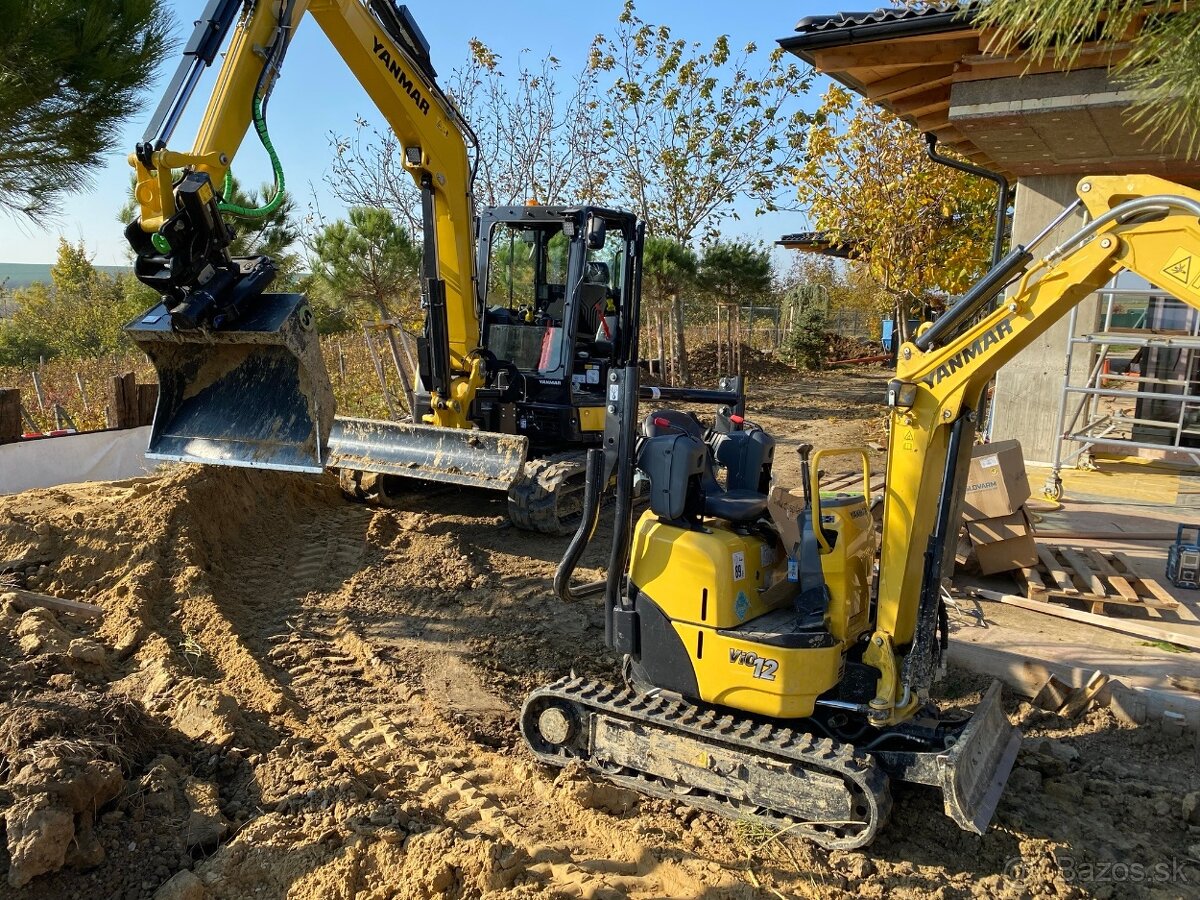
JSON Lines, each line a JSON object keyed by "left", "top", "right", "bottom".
{"left": 198, "top": 180, "right": 213, "bottom": 204}
{"left": 903, "top": 429, "right": 915, "bottom": 451}
{"left": 1162, "top": 247, "right": 1193, "bottom": 286}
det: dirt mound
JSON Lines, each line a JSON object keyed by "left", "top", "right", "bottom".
{"left": 824, "top": 331, "right": 878, "bottom": 362}
{"left": 688, "top": 341, "right": 797, "bottom": 382}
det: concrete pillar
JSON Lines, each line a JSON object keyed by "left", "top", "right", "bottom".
{"left": 990, "top": 175, "right": 1099, "bottom": 464}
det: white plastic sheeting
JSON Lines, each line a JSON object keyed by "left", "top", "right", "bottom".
{"left": 0, "top": 427, "right": 156, "bottom": 495}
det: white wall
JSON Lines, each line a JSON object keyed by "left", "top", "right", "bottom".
{"left": 0, "top": 427, "right": 155, "bottom": 495}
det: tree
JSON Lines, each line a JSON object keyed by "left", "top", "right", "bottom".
{"left": 309, "top": 207, "right": 422, "bottom": 327}
{"left": 970, "top": 1, "right": 1200, "bottom": 156}
{"left": 326, "top": 40, "right": 610, "bottom": 229}
{"left": 793, "top": 86, "right": 995, "bottom": 344}
{"left": 589, "top": 1, "right": 812, "bottom": 243}
{"left": 699, "top": 240, "right": 772, "bottom": 309}
{"left": 325, "top": 119, "right": 422, "bottom": 237}
{"left": 697, "top": 240, "right": 773, "bottom": 366}
{"left": 782, "top": 297, "right": 830, "bottom": 371}
{"left": 642, "top": 237, "right": 698, "bottom": 384}
{"left": 448, "top": 40, "right": 610, "bottom": 207}
{"left": 0, "top": 1, "right": 171, "bottom": 218}
{"left": 0, "top": 239, "right": 154, "bottom": 365}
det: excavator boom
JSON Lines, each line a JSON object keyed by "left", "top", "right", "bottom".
{"left": 123, "top": 0, "right": 524, "bottom": 483}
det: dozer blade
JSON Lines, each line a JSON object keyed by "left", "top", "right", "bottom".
{"left": 328, "top": 417, "right": 529, "bottom": 491}
{"left": 936, "top": 680, "right": 1022, "bottom": 834}
{"left": 877, "top": 679, "right": 1021, "bottom": 835}
{"left": 125, "top": 294, "right": 334, "bottom": 474}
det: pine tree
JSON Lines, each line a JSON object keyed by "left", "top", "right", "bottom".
{"left": 0, "top": 1, "right": 171, "bottom": 217}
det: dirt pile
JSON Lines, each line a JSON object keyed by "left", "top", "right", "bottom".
{"left": 0, "top": 377, "right": 1198, "bottom": 897}
{"left": 688, "top": 341, "right": 797, "bottom": 382}
{"left": 824, "top": 331, "right": 879, "bottom": 362}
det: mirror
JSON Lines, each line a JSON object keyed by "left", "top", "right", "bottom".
{"left": 585, "top": 216, "right": 607, "bottom": 250}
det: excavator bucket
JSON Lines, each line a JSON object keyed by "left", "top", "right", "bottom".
{"left": 327, "top": 418, "right": 529, "bottom": 491}
{"left": 125, "top": 294, "right": 335, "bottom": 473}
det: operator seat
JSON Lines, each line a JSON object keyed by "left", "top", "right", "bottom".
{"left": 639, "top": 410, "right": 768, "bottom": 525}
{"left": 712, "top": 425, "right": 775, "bottom": 494}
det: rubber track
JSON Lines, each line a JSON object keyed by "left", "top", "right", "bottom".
{"left": 522, "top": 676, "right": 891, "bottom": 850}
{"left": 507, "top": 452, "right": 588, "bottom": 535}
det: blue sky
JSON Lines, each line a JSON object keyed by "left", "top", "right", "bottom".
{"left": 0, "top": 1, "right": 835, "bottom": 265}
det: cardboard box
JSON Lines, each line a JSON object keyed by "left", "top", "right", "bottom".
{"left": 966, "top": 507, "right": 1037, "bottom": 575}
{"left": 963, "top": 440, "right": 1030, "bottom": 521}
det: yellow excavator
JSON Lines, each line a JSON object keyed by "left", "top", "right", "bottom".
{"left": 122, "top": 0, "right": 664, "bottom": 533}
{"left": 525, "top": 174, "right": 1200, "bottom": 847}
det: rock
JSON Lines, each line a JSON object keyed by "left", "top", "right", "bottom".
{"left": 1043, "top": 777, "right": 1084, "bottom": 804}
{"left": 5, "top": 796, "right": 75, "bottom": 887}
{"left": 63, "top": 819, "right": 105, "bottom": 869}
{"left": 153, "top": 870, "right": 206, "bottom": 900}
{"left": 1037, "top": 739, "right": 1080, "bottom": 764}
{"left": 1184, "top": 792, "right": 1200, "bottom": 826}
{"left": 68, "top": 638, "right": 106, "bottom": 665}
{"left": 1005, "top": 766, "right": 1042, "bottom": 797}
{"left": 842, "top": 853, "right": 875, "bottom": 880}
{"left": 556, "top": 772, "right": 640, "bottom": 815}
{"left": 183, "top": 780, "right": 230, "bottom": 850}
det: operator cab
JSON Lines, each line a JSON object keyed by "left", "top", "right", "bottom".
{"left": 476, "top": 206, "right": 637, "bottom": 447}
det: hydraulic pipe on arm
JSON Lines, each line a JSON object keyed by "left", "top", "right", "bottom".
{"left": 866, "top": 174, "right": 1200, "bottom": 725}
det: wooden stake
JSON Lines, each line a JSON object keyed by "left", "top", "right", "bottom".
{"left": 0, "top": 388, "right": 20, "bottom": 444}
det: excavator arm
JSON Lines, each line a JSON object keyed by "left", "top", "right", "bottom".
{"left": 869, "top": 174, "right": 1200, "bottom": 723}
{"left": 125, "top": 1, "right": 492, "bottom": 475}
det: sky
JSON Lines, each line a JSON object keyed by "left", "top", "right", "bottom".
{"left": 0, "top": 1, "right": 836, "bottom": 266}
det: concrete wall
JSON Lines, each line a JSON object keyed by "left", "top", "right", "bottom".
{"left": 989, "top": 175, "right": 1099, "bottom": 465}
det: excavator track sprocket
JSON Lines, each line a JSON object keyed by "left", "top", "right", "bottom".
{"left": 521, "top": 676, "right": 891, "bottom": 850}
{"left": 507, "top": 452, "right": 590, "bottom": 535}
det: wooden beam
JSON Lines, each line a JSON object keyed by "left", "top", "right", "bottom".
{"left": 2, "top": 589, "right": 104, "bottom": 620}
{"left": 811, "top": 37, "right": 980, "bottom": 72}
{"left": 888, "top": 85, "right": 949, "bottom": 114}
{"left": 957, "top": 46, "right": 1131, "bottom": 84}
{"left": 969, "top": 588, "right": 1200, "bottom": 652}
{"left": 864, "top": 64, "right": 955, "bottom": 101}
{"left": 902, "top": 98, "right": 950, "bottom": 121}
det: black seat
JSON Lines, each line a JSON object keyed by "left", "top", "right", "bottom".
{"left": 713, "top": 427, "right": 775, "bottom": 493}
{"left": 640, "top": 410, "right": 768, "bottom": 525}
{"left": 704, "top": 490, "right": 768, "bottom": 523}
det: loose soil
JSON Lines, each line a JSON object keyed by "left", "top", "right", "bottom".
{"left": 1, "top": 369, "right": 1198, "bottom": 899}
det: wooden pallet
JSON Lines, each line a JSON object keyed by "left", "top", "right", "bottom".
{"left": 820, "top": 471, "right": 885, "bottom": 495}
{"left": 1015, "top": 545, "right": 1190, "bottom": 618}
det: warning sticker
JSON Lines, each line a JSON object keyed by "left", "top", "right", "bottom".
{"left": 903, "top": 429, "right": 915, "bottom": 451}
{"left": 1162, "top": 247, "right": 1194, "bottom": 286}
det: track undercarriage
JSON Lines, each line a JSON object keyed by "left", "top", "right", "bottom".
{"left": 522, "top": 677, "right": 1019, "bottom": 849}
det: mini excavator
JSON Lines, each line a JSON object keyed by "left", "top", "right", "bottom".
{"left": 524, "top": 175, "right": 1200, "bottom": 847}
{"left": 122, "top": 0, "right": 647, "bottom": 533}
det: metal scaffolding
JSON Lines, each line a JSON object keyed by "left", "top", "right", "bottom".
{"left": 1046, "top": 287, "right": 1200, "bottom": 498}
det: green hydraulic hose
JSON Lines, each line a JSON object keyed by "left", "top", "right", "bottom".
{"left": 217, "top": 95, "right": 285, "bottom": 218}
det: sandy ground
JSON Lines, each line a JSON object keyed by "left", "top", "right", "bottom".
{"left": 1, "top": 366, "right": 1199, "bottom": 899}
